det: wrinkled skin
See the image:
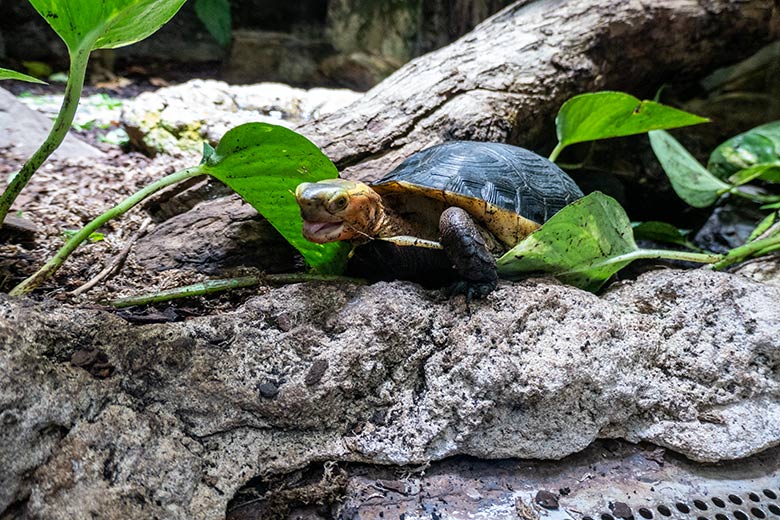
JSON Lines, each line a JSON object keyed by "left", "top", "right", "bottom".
{"left": 295, "top": 179, "right": 385, "bottom": 243}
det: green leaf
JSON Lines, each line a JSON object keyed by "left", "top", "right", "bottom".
{"left": 648, "top": 130, "right": 731, "bottom": 208}
{"left": 708, "top": 121, "right": 780, "bottom": 179}
{"left": 632, "top": 221, "right": 698, "bottom": 250}
{"left": 497, "top": 192, "right": 640, "bottom": 292}
{"left": 728, "top": 162, "right": 780, "bottom": 185}
{"left": 194, "top": 0, "right": 232, "bottom": 47}
{"left": 28, "top": 0, "right": 187, "bottom": 53}
{"left": 748, "top": 212, "right": 779, "bottom": 242}
{"left": 0, "top": 67, "right": 46, "bottom": 84}
{"left": 62, "top": 230, "right": 104, "bottom": 242}
{"left": 554, "top": 91, "right": 708, "bottom": 153}
{"left": 200, "top": 122, "right": 349, "bottom": 274}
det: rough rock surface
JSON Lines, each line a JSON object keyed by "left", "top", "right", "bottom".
{"left": 120, "top": 80, "right": 362, "bottom": 155}
{"left": 0, "top": 87, "right": 104, "bottom": 160}
{"left": 1, "top": 269, "right": 779, "bottom": 518}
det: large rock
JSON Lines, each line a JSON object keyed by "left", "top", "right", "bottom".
{"left": 120, "top": 80, "right": 362, "bottom": 155}
{"left": 0, "top": 87, "right": 104, "bottom": 160}
{"left": 1, "top": 268, "right": 779, "bottom": 518}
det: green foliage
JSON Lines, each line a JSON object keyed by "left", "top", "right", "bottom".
{"left": 727, "top": 162, "right": 780, "bottom": 185}
{"left": 0, "top": 67, "right": 46, "bottom": 84}
{"left": 0, "top": 0, "right": 187, "bottom": 226}
{"left": 632, "top": 221, "right": 699, "bottom": 251}
{"left": 748, "top": 211, "right": 778, "bottom": 242}
{"left": 28, "top": 0, "right": 187, "bottom": 53}
{"left": 195, "top": 0, "right": 232, "bottom": 47}
{"left": 708, "top": 121, "right": 780, "bottom": 179}
{"left": 62, "top": 230, "right": 105, "bottom": 242}
{"left": 497, "top": 193, "right": 720, "bottom": 292}
{"left": 497, "top": 193, "right": 638, "bottom": 291}
{"left": 551, "top": 91, "right": 708, "bottom": 161}
{"left": 200, "top": 123, "right": 350, "bottom": 274}
{"left": 648, "top": 130, "right": 730, "bottom": 207}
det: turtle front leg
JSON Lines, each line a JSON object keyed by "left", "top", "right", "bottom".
{"left": 439, "top": 207, "right": 498, "bottom": 298}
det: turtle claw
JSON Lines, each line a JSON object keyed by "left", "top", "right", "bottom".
{"left": 447, "top": 279, "right": 497, "bottom": 300}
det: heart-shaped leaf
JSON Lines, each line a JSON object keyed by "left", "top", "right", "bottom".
{"left": 497, "top": 192, "right": 640, "bottom": 292}
{"left": 28, "top": 0, "right": 186, "bottom": 53}
{"left": 497, "top": 192, "right": 720, "bottom": 291}
{"left": 708, "top": 121, "right": 780, "bottom": 179}
{"left": 200, "top": 122, "right": 349, "bottom": 274}
{"left": 553, "top": 91, "right": 708, "bottom": 159}
{"left": 194, "top": 0, "right": 232, "bottom": 47}
{"left": 649, "top": 130, "right": 730, "bottom": 208}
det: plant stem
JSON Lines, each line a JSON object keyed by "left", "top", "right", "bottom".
{"left": 9, "top": 167, "right": 204, "bottom": 296}
{"left": 548, "top": 142, "right": 566, "bottom": 163}
{"left": 561, "top": 248, "right": 722, "bottom": 274}
{"left": 711, "top": 234, "right": 780, "bottom": 270}
{"left": 0, "top": 47, "right": 91, "bottom": 225}
{"left": 110, "top": 273, "right": 368, "bottom": 308}
{"left": 728, "top": 187, "right": 780, "bottom": 205}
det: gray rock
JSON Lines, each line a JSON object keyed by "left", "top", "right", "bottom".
{"left": 1, "top": 268, "right": 779, "bottom": 518}
{"left": 223, "top": 30, "right": 333, "bottom": 85}
{"left": 0, "top": 87, "right": 104, "bottom": 159}
{"left": 120, "top": 79, "right": 361, "bottom": 155}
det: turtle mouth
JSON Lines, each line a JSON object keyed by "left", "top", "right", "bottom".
{"left": 302, "top": 220, "right": 345, "bottom": 243}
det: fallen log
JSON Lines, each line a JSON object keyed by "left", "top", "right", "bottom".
{"left": 137, "top": 0, "right": 779, "bottom": 274}
{"left": 306, "top": 0, "right": 779, "bottom": 181}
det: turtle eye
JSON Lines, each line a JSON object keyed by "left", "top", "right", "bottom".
{"left": 329, "top": 194, "right": 349, "bottom": 211}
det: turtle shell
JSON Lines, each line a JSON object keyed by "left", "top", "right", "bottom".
{"left": 371, "top": 141, "right": 583, "bottom": 246}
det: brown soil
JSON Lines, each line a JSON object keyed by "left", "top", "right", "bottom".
{"left": 0, "top": 145, "right": 240, "bottom": 314}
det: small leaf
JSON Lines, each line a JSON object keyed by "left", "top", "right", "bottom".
{"left": 201, "top": 141, "right": 216, "bottom": 164}
{"left": 748, "top": 212, "right": 779, "bottom": 242}
{"left": 497, "top": 192, "right": 639, "bottom": 292}
{"left": 62, "top": 230, "right": 104, "bottom": 242}
{"left": 194, "top": 0, "right": 232, "bottom": 47}
{"left": 728, "top": 162, "right": 780, "bottom": 185}
{"left": 200, "top": 122, "right": 349, "bottom": 274}
{"left": 0, "top": 67, "right": 47, "bottom": 84}
{"left": 708, "top": 121, "right": 780, "bottom": 179}
{"left": 28, "top": 0, "right": 187, "bottom": 53}
{"left": 556, "top": 91, "right": 708, "bottom": 150}
{"left": 632, "top": 221, "right": 698, "bottom": 250}
{"left": 648, "top": 130, "right": 731, "bottom": 208}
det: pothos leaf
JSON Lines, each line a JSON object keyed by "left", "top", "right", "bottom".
{"left": 497, "top": 192, "right": 639, "bottom": 292}
{"left": 199, "top": 122, "right": 349, "bottom": 274}
{"left": 649, "top": 130, "right": 730, "bottom": 208}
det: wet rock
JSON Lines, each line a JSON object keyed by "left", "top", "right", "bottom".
{"left": 1, "top": 269, "right": 779, "bottom": 518}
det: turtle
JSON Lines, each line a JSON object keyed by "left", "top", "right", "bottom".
{"left": 295, "top": 140, "right": 583, "bottom": 297}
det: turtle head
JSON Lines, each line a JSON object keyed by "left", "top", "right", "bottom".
{"left": 295, "top": 179, "right": 384, "bottom": 243}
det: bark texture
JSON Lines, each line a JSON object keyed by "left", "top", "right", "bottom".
{"left": 303, "top": 0, "right": 780, "bottom": 182}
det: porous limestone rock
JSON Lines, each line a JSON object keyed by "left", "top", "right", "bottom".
{"left": 120, "top": 80, "right": 361, "bottom": 156}
{"left": 1, "top": 268, "right": 778, "bottom": 518}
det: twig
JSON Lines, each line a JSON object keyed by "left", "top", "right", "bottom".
{"left": 9, "top": 166, "right": 202, "bottom": 296}
{"left": 70, "top": 216, "right": 152, "bottom": 296}
{"left": 109, "top": 273, "right": 367, "bottom": 308}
